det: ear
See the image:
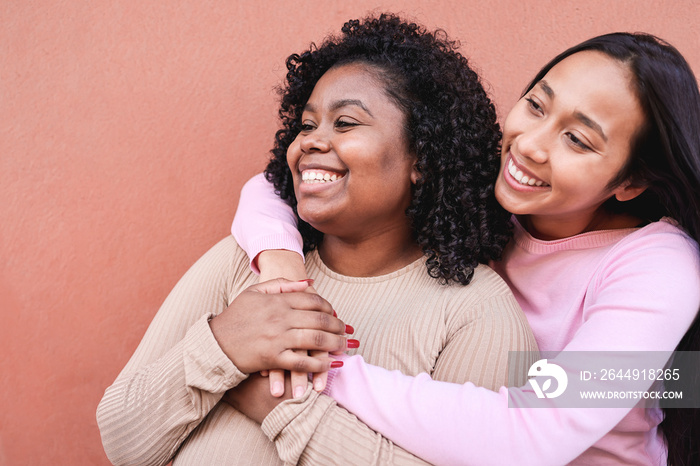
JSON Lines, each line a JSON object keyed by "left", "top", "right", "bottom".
{"left": 410, "top": 161, "right": 421, "bottom": 184}
{"left": 612, "top": 180, "right": 647, "bottom": 202}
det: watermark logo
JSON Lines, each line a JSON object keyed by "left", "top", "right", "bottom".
{"left": 509, "top": 351, "right": 700, "bottom": 408}
{"left": 528, "top": 359, "right": 568, "bottom": 399}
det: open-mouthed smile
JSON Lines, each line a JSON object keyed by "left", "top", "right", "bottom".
{"left": 506, "top": 157, "right": 550, "bottom": 188}
{"left": 301, "top": 169, "right": 346, "bottom": 184}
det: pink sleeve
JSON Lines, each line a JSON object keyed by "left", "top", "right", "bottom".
{"left": 231, "top": 173, "right": 304, "bottom": 274}
{"left": 325, "top": 355, "right": 627, "bottom": 466}
{"left": 324, "top": 230, "right": 700, "bottom": 465}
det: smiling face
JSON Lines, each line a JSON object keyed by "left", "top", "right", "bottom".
{"left": 286, "top": 63, "right": 418, "bottom": 241}
{"left": 494, "top": 51, "right": 648, "bottom": 240}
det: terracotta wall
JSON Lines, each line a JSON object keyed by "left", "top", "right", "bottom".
{"left": 2, "top": 1, "right": 698, "bottom": 463}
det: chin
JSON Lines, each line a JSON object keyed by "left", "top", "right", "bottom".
{"left": 297, "top": 209, "right": 328, "bottom": 230}
{"left": 494, "top": 190, "right": 522, "bottom": 216}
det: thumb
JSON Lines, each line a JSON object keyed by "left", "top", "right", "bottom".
{"left": 250, "top": 278, "right": 314, "bottom": 294}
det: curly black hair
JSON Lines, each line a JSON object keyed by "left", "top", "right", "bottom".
{"left": 265, "top": 13, "right": 511, "bottom": 285}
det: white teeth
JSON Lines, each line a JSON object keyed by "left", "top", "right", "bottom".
{"left": 508, "top": 162, "right": 517, "bottom": 177}
{"left": 507, "top": 159, "right": 549, "bottom": 187}
{"left": 301, "top": 170, "right": 343, "bottom": 183}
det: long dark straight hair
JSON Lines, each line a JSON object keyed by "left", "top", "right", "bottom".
{"left": 523, "top": 33, "right": 700, "bottom": 465}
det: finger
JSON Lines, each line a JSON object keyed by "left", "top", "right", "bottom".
{"left": 249, "top": 278, "right": 313, "bottom": 295}
{"left": 283, "top": 292, "right": 335, "bottom": 316}
{"left": 289, "top": 328, "right": 351, "bottom": 353}
{"left": 331, "top": 325, "right": 351, "bottom": 356}
{"left": 311, "top": 371, "right": 328, "bottom": 392}
{"left": 290, "top": 352, "right": 309, "bottom": 397}
{"left": 291, "top": 372, "right": 308, "bottom": 398}
{"left": 268, "top": 370, "right": 286, "bottom": 397}
{"left": 277, "top": 351, "right": 344, "bottom": 374}
{"left": 310, "top": 350, "right": 329, "bottom": 392}
{"left": 260, "top": 370, "right": 270, "bottom": 377}
{"left": 284, "top": 309, "right": 346, "bottom": 335}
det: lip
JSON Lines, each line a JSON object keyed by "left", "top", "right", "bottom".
{"left": 503, "top": 153, "right": 550, "bottom": 191}
{"left": 298, "top": 161, "right": 346, "bottom": 175}
{"left": 296, "top": 163, "right": 347, "bottom": 193}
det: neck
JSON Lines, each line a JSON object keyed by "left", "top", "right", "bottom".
{"left": 519, "top": 209, "right": 644, "bottom": 240}
{"left": 318, "top": 225, "right": 423, "bottom": 277}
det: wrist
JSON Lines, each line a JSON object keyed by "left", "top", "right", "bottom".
{"left": 257, "top": 249, "right": 307, "bottom": 282}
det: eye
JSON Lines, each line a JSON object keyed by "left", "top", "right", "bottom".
{"left": 525, "top": 97, "right": 543, "bottom": 115}
{"left": 299, "top": 120, "right": 316, "bottom": 132}
{"left": 335, "top": 118, "right": 360, "bottom": 129}
{"left": 566, "top": 132, "right": 593, "bottom": 151}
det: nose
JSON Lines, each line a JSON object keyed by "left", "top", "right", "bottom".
{"left": 299, "top": 125, "right": 331, "bottom": 154}
{"left": 514, "top": 121, "right": 550, "bottom": 164}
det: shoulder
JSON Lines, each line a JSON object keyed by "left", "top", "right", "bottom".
{"left": 442, "top": 264, "right": 534, "bottom": 347}
{"left": 592, "top": 220, "right": 700, "bottom": 318}
{"left": 195, "top": 235, "right": 249, "bottom": 270}
{"left": 443, "top": 264, "right": 521, "bottom": 314}
{"left": 605, "top": 219, "right": 699, "bottom": 273}
{"left": 187, "top": 236, "right": 258, "bottom": 300}
{"left": 464, "top": 263, "right": 514, "bottom": 298}
{"left": 619, "top": 218, "right": 696, "bottom": 248}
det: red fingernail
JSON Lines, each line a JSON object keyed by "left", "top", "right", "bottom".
{"left": 331, "top": 361, "right": 344, "bottom": 368}
{"left": 333, "top": 310, "right": 337, "bottom": 317}
{"left": 345, "top": 324, "right": 354, "bottom": 334}
{"left": 347, "top": 339, "right": 360, "bottom": 349}
{"left": 299, "top": 278, "right": 314, "bottom": 285}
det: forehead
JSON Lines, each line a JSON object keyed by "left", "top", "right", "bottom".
{"left": 542, "top": 51, "right": 638, "bottom": 110}
{"left": 308, "top": 63, "right": 393, "bottom": 105}
{"left": 540, "top": 51, "right": 645, "bottom": 144}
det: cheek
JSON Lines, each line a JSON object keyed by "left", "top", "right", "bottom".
{"left": 501, "top": 102, "right": 526, "bottom": 140}
{"left": 552, "top": 168, "right": 612, "bottom": 204}
{"left": 286, "top": 138, "right": 302, "bottom": 170}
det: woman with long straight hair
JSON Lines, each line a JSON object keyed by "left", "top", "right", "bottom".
{"left": 230, "top": 31, "right": 700, "bottom": 465}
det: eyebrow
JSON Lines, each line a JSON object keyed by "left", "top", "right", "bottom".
{"left": 574, "top": 111, "right": 607, "bottom": 142}
{"left": 304, "top": 99, "right": 373, "bottom": 117}
{"left": 538, "top": 80, "right": 555, "bottom": 99}
{"left": 538, "top": 80, "right": 607, "bottom": 142}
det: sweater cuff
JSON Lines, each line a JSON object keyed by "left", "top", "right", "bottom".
{"left": 182, "top": 314, "right": 248, "bottom": 393}
{"left": 261, "top": 383, "right": 336, "bottom": 464}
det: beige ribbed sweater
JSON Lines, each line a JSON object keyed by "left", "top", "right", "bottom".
{"left": 97, "top": 236, "right": 538, "bottom": 465}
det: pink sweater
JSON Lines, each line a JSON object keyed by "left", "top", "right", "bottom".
{"left": 233, "top": 174, "right": 700, "bottom": 465}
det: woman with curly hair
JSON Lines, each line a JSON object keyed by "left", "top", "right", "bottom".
{"left": 230, "top": 21, "right": 700, "bottom": 466}
{"left": 96, "top": 14, "right": 537, "bottom": 465}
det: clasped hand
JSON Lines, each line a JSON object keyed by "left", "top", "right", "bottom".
{"left": 209, "top": 278, "right": 348, "bottom": 374}
{"left": 210, "top": 278, "right": 353, "bottom": 423}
